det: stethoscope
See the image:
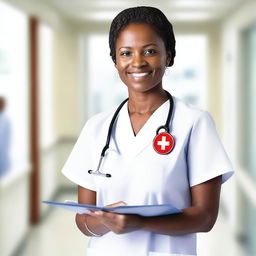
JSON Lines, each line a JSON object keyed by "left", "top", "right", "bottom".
{"left": 88, "top": 90, "right": 175, "bottom": 178}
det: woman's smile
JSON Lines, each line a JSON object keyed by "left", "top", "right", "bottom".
{"left": 127, "top": 71, "right": 153, "bottom": 81}
{"left": 128, "top": 71, "right": 152, "bottom": 77}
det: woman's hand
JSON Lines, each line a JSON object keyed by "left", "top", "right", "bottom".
{"left": 89, "top": 201, "right": 144, "bottom": 234}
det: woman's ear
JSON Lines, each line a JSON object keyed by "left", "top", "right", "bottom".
{"left": 114, "top": 58, "right": 118, "bottom": 68}
{"left": 166, "top": 51, "right": 172, "bottom": 67}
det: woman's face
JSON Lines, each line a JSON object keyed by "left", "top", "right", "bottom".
{"left": 115, "top": 23, "right": 171, "bottom": 94}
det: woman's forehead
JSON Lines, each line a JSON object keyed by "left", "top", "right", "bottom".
{"left": 116, "top": 23, "right": 165, "bottom": 48}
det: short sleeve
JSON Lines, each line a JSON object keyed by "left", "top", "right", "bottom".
{"left": 61, "top": 119, "right": 96, "bottom": 191}
{"left": 187, "top": 111, "right": 234, "bottom": 187}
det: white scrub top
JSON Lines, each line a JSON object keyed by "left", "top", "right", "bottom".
{"left": 62, "top": 96, "right": 234, "bottom": 256}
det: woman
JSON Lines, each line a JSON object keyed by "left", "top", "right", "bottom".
{"left": 62, "top": 6, "right": 234, "bottom": 256}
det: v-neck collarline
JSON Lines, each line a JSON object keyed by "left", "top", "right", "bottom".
{"left": 125, "top": 99, "right": 170, "bottom": 138}
{"left": 113, "top": 99, "right": 171, "bottom": 159}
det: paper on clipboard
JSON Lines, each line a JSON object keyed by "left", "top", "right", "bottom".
{"left": 42, "top": 200, "right": 181, "bottom": 217}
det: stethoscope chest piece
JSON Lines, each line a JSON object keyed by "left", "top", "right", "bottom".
{"left": 153, "top": 126, "right": 175, "bottom": 155}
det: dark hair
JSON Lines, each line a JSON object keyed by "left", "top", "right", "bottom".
{"left": 109, "top": 6, "right": 176, "bottom": 66}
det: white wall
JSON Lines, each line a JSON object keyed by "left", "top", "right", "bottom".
{"left": 53, "top": 26, "right": 81, "bottom": 139}
{"left": 39, "top": 24, "right": 55, "bottom": 149}
{"left": 5, "top": 0, "right": 62, "bottom": 28}
{"left": 0, "top": 1, "right": 30, "bottom": 179}
{"left": 0, "top": 3, "right": 31, "bottom": 255}
{"left": 0, "top": 167, "right": 30, "bottom": 256}
{"left": 38, "top": 23, "right": 60, "bottom": 213}
{"left": 0, "top": 1, "right": 70, "bottom": 254}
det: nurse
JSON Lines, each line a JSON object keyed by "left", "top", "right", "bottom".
{"left": 62, "top": 6, "right": 234, "bottom": 256}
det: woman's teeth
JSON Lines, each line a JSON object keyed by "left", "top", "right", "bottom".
{"left": 131, "top": 72, "right": 150, "bottom": 77}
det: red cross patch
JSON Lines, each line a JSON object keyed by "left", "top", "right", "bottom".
{"left": 153, "top": 132, "right": 175, "bottom": 154}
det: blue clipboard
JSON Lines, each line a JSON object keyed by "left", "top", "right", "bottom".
{"left": 42, "top": 200, "right": 181, "bottom": 217}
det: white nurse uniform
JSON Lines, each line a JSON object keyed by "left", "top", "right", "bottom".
{"left": 62, "top": 96, "right": 234, "bottom": 256}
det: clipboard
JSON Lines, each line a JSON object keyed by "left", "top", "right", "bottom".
{"left": 42, "top": 200, "right": 181, "bottom": 217}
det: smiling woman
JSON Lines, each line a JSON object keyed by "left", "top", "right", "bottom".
{"left": 61, "top": 6, "right": 234, "bottom": 256}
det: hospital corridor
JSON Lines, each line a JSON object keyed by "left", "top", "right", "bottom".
{"left": 0, "top": 0, "right": 256, "bottom": 255}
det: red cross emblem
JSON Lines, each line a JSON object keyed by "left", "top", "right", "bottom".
{"left": 153, "top": 132, "right": 175, "bottom": 154}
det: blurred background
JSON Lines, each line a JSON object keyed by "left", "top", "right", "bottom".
{"left": 0, "top": 0, "right": 255, "bottom": 255}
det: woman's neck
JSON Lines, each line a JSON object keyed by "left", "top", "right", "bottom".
{"left": 127, "top": 88, "right": 169, "bottom": 115}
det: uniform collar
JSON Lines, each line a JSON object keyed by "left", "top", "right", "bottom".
{"left": 113, "top": 99, "right": 171, "bottom": 159}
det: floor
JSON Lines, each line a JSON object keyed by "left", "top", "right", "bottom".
{"left": 15, "top": 189, "right": 88, "bottom": 256}
{"left": 15, "top": 189, "right": 248, "bottom": 256}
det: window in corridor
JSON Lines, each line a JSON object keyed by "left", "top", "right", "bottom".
{"left": 86, "top": 34, "right": 127, "bottom": 118}
{"left": 242, "top": 24, "right": 256, "bottom": 256}
{"left": 0, "top": 2, "right": 28, "bottom": 175}
{"left": 38, "top": 24, "right": 54, "bottom": 150}
{"left": 163, "top": 35, "right": 207, "bottom": 109}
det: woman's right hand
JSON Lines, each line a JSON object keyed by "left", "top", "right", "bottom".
{"left": 85, "top": 201, "right": 128, "bottom": 235}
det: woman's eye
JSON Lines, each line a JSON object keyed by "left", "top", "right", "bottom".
{"left": 144, "top": 49, "right": 157, "bottom": 55}
{"left": 120, "top": 51, "right": 131, "bottom": 56}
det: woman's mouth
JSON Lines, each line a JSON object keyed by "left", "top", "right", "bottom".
{"left": 128, "top": 71, "right": 152, "bottom": 78}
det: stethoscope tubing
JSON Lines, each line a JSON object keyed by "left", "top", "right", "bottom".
{"left": 101, "top": 98, "right": 129, "bottom": 158}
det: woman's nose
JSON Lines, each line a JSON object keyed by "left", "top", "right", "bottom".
{"left": 131, "top": 54, "right": 147, "bottom": 68}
